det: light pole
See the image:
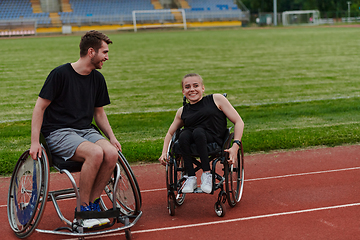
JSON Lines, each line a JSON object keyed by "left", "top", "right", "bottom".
{"left": 347, "top": 1, "right": 351, "bottom": 22}
{"left": 274, "top": 0, "right": 277, "bottom": 26}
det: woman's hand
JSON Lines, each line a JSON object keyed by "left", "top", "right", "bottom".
{"left": 224, "top": 144, "right": 239, "bottom": 165}
{"left": 158, "top": 152, "right": 168, "bottom": 166}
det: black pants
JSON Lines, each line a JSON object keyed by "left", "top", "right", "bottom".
{"left": 178, "top": 128, "right": 215, "bottom": 176}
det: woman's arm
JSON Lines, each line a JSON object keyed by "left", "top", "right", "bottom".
{"left": 158, "top": 107, "right": 184, "bottom": 166}
{"left": 213, "top": 94, "right": 244, "bottom": 164}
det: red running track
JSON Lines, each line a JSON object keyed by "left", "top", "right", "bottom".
{"left": 1, "top": 145, "right": 360, "bottom": 240}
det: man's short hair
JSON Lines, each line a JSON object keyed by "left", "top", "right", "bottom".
{"left": 79, "top": 30, "right": 113, "bottom": 57}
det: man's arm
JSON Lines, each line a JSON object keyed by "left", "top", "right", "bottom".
{"left": 30, "top": 97, "right": 51, "bottom": 160}
{"left": 93, "top": 106, "right": 121, "bottom": 151}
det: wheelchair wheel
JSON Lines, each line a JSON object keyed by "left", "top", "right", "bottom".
{"left": 225, "top": 143, "right": 245, "bottom": 207}
{"left": 214, "top": 201, "right": 226, "bottom": 217}
{"left": 125, "top": 229, "right": 132, "bottom": 240}
{"left": 166, "top": 157, "right": 186, "bottom": 207}
{"left": 167, "top": 194, "right": 176, "bottom": 216}
{"left": 119, "top": 151, "right": 142, "bottom": 208}
{"left": 7, "top": 149, "right": 50, "bottom": 238}
{"left": 104, "top": 152, "right": 141, "bottom": 216}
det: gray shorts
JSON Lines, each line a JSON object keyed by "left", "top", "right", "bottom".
{"left": 45, "top": 127, "right": 105, "bottom": 161}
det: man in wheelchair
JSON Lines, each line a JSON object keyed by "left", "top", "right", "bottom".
{"left": 159, "top": 73, "right": 244, "bottom": 194}
{"left": 29, "top": 31, "right": 121, "bottom": 229}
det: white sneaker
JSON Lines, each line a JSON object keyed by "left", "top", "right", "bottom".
{"left": 181, "top": 176, "right": 197, "bottom": 193}
{"left": 74, "top": 218, "right": 102, "bottom": 229}
{"left": 97, "top": 218, "right": 110, "bottom": 225}
{"left": 201, "top": 172, "right": 212, "bottom": 194}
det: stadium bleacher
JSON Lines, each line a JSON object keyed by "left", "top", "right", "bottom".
{"left": 59, "top": 0, "right": 157, "bottom": 24}
{"left": 187, "top": 0, "right": 239, "bottom": 11}
{"left": 0, "top": 0, "right": 50, "bottom": 24}
{"left": 0, "top": 0, "right": 246, "bottom": 35}
{"left": 185, "top": 0, "right": 242, "bottom": 22}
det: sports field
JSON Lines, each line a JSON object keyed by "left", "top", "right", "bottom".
{"left": 1, "top": 26, "right": 360, "bottom": 174}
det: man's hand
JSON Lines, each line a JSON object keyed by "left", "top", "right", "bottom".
{"left": 110, "top": 138, "right": 122, "bottom": 152}
{"left": 30, "top": 142, "right": 42, "bottom": 160}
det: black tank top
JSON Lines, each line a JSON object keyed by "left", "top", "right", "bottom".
{"left": 181, "top": 94, "right": 227, "bottom": 145}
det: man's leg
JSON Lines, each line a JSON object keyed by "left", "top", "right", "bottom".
{"left": 89, "top": 139, "right": 118, "bottom": 202}
{"left": 71, "top": 141, "right": 105, "bottom": 205}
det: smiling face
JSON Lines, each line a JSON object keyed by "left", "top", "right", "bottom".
{"left": 182, "top": 75, "right": 205, "bottom": 104}
{"left": 90, "top": 41, "right": 109, "bottom": 69}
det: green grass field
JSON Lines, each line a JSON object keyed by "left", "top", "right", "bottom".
{"left": 1, "top": 26, "right": 360, "bottom": 175}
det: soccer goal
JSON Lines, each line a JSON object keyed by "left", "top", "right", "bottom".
{"left": 132, "top": 9, "right": 187, "bottom": 32}
{"left": 282, "top": 10, "right": 320, "bottom": 26}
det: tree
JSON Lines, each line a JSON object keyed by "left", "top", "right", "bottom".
{"left": 240, "top": 0, "right": 360, "bottom": 14}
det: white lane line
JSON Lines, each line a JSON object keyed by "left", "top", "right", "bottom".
{"left": 246, "top": 166, "right": 360, "bottom": 182}
{"left": 132, "top": 202, "right": 360, "bottom": 234}
{"left": 140, "top": 166, "right": 360, "bottom": 193}
{"left": 61, "top": 202, "right": 360, "bottom": 240}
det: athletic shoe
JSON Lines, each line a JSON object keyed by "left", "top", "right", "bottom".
{"left": 201, "top": 172, "right": 212, "bottom": 194}
{"left": 181, "top": 176, "right": 197, "bottom": 193}
{"left": 73, "top": 205, "right": 110, "bottom": 228}
{"left": 73, "top": 205, "right": 102, "bottom": 229}
{"left": 89, "top": 198, "right": 102, "bottom": 212}
{"left": 89, "top": 198, "right": 110, "bottom": 225}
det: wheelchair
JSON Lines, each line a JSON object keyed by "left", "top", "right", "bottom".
{"left": 7, "top": 127, "right": 142, "bottom": 239}
{"left": 165, "top": 96, "right": 244, "bottom": 217}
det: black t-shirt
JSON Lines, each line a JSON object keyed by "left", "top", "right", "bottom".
{"left": 39, "top": 63, "right": 110, "bottom": 137}
{"left": 181, "top": 94, "right": 227, "bottom": 145}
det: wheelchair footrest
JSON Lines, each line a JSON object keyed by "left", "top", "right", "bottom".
{"left": 75, "top": 208, "right": 120, "bottom": 219}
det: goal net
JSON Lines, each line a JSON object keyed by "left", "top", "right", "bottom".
{"left": 282, "top": 10, "right": 320, "bottom": 26}
{"left": 132, "top": 9, "right": 187, "bottom": 32}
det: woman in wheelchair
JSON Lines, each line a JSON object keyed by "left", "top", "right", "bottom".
{"left": 159, "top": 73, "right": 244, "bottom": 194}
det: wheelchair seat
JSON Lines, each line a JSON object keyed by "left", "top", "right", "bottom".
{"left": 40, "top": 132, "right": 83, "bottom": 172}
{"left": 172, "top": 128, "right": 230, "bottom": 157}
{"left": 52, "top": 155, "right": 83, "bottom": 172}
{"left": 173, "top": 141, "right": 222, "bottom": 157}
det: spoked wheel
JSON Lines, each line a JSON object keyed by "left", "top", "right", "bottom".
{"left": 104, "top": 152, "right": 141, "bottom": 216}
{"left": 225, "top": 142, "right": 245, "bottom": 207}
{"left": 166, "top": 157, "right": 186, "bottom": 208}
{"left": 174, "top": 158, "right": 186, "bottom": 206}
{"left": 7, "top": 149, "right": 50, "bottom": 238}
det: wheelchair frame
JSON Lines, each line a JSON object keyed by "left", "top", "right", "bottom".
{"left": 7, "top": 132, "right": 142, "bottom": 239}
{"left": 166, "top": 128, "right": 244, "bottom": 217}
